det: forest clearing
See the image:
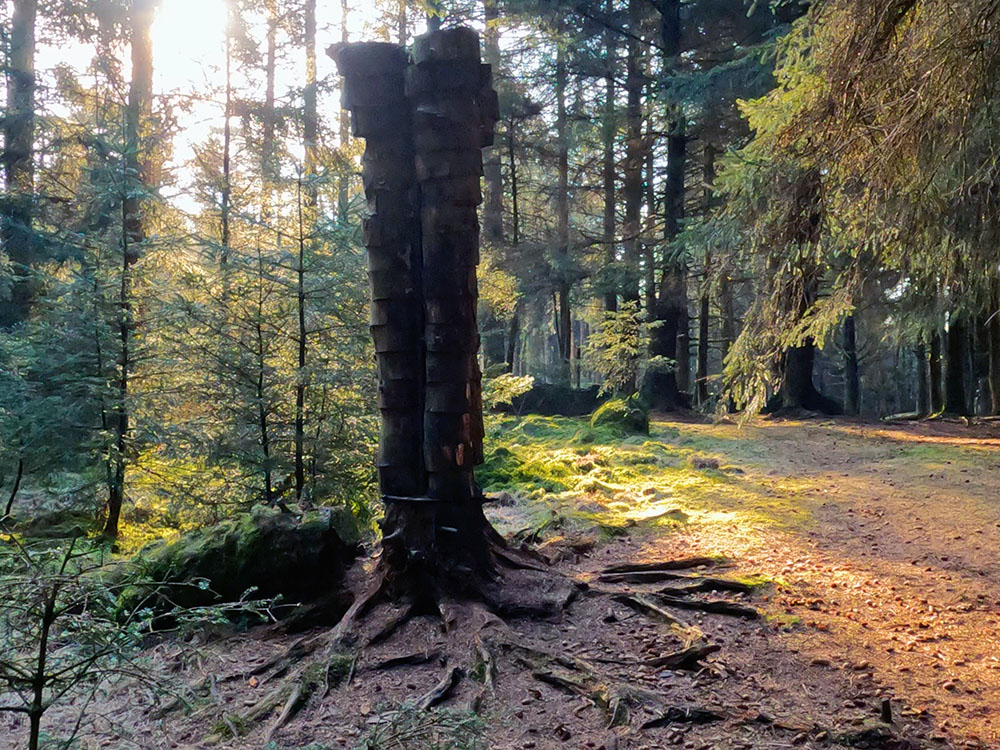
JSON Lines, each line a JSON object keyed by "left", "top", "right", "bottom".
{"left": 4, "top": 0, "right": 1000, "bottom": 748}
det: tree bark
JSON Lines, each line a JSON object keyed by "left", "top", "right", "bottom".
{"left": 482, "top": 0, "right": 503, "bottom": 243}
{"left": 644, "top": 129, "right": 687, "bottom": 411}
{"left": 945, "top": 316, "right": 970, "bottom": 415}
{"left": 333, "top": 29, "right": 499, "bottom": 605}
{"left": 602, "top": 0, "right": 617, "bottom": 313}
{"left": 929, "top": 328, "right": 944, "bottom": 413}
{"left": 843, "top": 314, "right": 860, "bottom": 415}
{"left": 1, "top": 0, "right": 38, "bottom": 327}
{"left": 555, "top": 37, "right": 572, "bottom": 381}
{"left": 337, "top": 0, "right": 351, "bottom": 222}
{"left": 105, "top": 0, "right": 154, "bottom": 540}
{"left": 990, "top": 286, "right": 1000, "bottom": 414}
{"left": 621, "top": 0, "right": 644, "bottom": 305}
{"left": 916, "top": 340, "right": 930, "bottom": 417}
{"left": 696, "top": 144, "right": 716, "bottom": 407}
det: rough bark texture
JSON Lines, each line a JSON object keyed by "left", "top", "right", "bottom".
{"left": 621, "top": 0, "right": 644, "bottom": 305}
{"left": 945, "top": 317, "right": 970, "bottom": 416}
{"left": 780, "top": 340, "right": 842, "bottom": 414}
{"left": 602, "top": 0, "right": 618, "bottom": 314}
{"left": 916, "top": 341, "right": 930, "bottom": 417}
{"left": 0, "top": 0, "right": 38, "bottom": 327}
{"left": 843, "top": 315, "right": 860, "bottom": 415}
{"left": 481, "top": 0, "right": 503, "bottom": 243}
{"left": 990, "top": 287, "right": 1000, "bottom": 415}
{"left": 929, "top": 329, "right": 944, "bottom": 413}
{"left": 554, "top": 39, "right": 572, "bottom": 381}
{"left": 332, "top": 29, "right": 499, "bottom": 607}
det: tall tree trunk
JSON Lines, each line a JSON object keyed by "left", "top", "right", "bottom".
{"left": 945, "top": 316, "right": 970, "bottom": 415}
{"left": 508, "top": 118, "right": 520, "bottom": 245}
{"left": 990, "top": 285, "right": 1000, "bottom": 415}
{"left": 397, "top": 0, "right": 407, "bottom": 45}
{"left": 929, "top": 328, "right": 944, "bottom": 413}
{"left": 695, "top": 144, "right": 716, "bottom": 406}
{"left": 505, "top": 307, "right": 520, "bottom": 374}
{"left": 555, "top": 37, "right": 572, "bottom": 381}
{"left": 263, "top": 0, "right": 277, "bottom": 182}
{"left": 843, "top": 315, "right": 860, "bottom": 415}
{"left": 337, "top": 30, "right": 497, "bottom": 603}
{"left": 643, "top": 114, "right": 656, "bottom": 316}
{"left": 256, "top": 245, "right": 275, "bottom": 506}
{"left": 621, "top": 0, "right": 643, "bottom": 305}
{"left": 916, "top": 340, "right": 930, "bottom": 416}
{"left": 106, "top": 0, "right": 154, "bottom": 540}
{"left": 337, "top": 0, "right": 351, "bottom": 222}
{"left": 644, "top": 129, "right": 687, "bottom": 410}
{"left": 482, "top": 0, "right": 503, "bottom": 243}
{"left": 1, "top": 0, "right": 38, "bottom": 327}
{"left": 295, "top": 0, "right": 319, "bottom": 505}
{"left": 602, "top": 0, "right": 617, "bottom": 313}
{"left": 221, "top": 9, "right": 233, "bottom": 266}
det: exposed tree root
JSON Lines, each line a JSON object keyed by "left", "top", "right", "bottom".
{"left": 641, "top": 706, "right": 725, "bottom": 729}
{"left": 602, "top": 556, "right": 724, "bottom": 575}
{"left": 417, "top": 666, "right": 464, "bottom": 709}
{"left": 654, "top": 593, "right": 760, "bottom": 619}
{"left": 612, "top": 593, "right": 693, "bottom": 629}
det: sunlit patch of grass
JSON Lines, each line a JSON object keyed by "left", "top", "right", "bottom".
{"left": 481, "top": 414, "right": 822, "bottom": 546}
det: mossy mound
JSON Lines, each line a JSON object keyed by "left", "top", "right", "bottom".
{"left": 508, "top": 383, "right": 606, "bottom": 416}
{"left": 122, "top": 506, "right": 362, "bottom": 613}
{"left": 590, "top": 396, "right": 650, "bottom": 435}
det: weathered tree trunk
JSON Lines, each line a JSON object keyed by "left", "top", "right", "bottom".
{"left": 843, "top": 315, "right": 860, "bottom": 415}
{"left": 621, "top": 0, "right": 644, "bottom": 305}
{"left": 602, "top": 0, "right": 617, "bottom": 313}
{"left": 916, "top": 340, "right": 930, "bottom": 417}
{"left": 105, "top": 0, "right": 154, "bottom": 540}
{"left": 333, "top": 29, "right": 499, "bottom": 606}
{"left": 929, "top": 328, "right": 944, "bottom": 414}
{"left": 945, "top": 316, "right": 970, "bottom": 415}
{"left": 554, "top": 38, "right": 572, "bottom": 381}
{"left": 1, "top": 0, "right": 38, "bottom": 327}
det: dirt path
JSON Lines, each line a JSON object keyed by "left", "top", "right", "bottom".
{"left": 624, "top": 417, "right": 1000, "bottom": 749}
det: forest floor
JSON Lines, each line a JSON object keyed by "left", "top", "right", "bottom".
{"left": 16, "top": 415, "right": 1000, "bottom": 750}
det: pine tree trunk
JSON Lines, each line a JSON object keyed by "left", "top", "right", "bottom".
{"left": 916, "top": 341, "right": 930, "bottom": 416}
{"left": 621, "top": 0, "right": 643, "bottom": 305}
{"left": 989, "top": 286, "right": 1000, "bottom": 415}
{"left": 644, "top": 129, "right": 687, "bottom": 411}
{"left": 106, "top": 0, "right": 154, "bottom": 540}
{"left": 602, "top": 0, "right": 617, "bottom": 314}
{"left": 337, "top": 0, "right": 351, "bottom": 222}
{"left": 945, "top": 316, "right": 969, "bottom": 415}
{"left": 482, "top": 0, "right": 503, "bottom": 243}
{"left": 696, "top": 291, "right": 710, "bottom": 406}
{"left": 295, "top": 0, "right": 319, "bottom": 504}
{"left": 555, "top": 39, "right": 572, "bottom": 381}
{"left": 505, "top": 307, "right": 520, "bottom": 374}
{"left": 843, "top": 315, "right": 860, "bottom": 415}
{"left": 929, "top": 328, "right": 944, "bottom": 413}
{"left": 0, "top": 0, "right": 37, "bottom": 327}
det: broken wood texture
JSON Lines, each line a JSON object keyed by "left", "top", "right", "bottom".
{"left": 331, "top": 29, "right": 500, "bottom": 605}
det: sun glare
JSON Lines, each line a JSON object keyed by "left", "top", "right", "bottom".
{"left": 151, "top": 0, "right": 228, "bottom": 92}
